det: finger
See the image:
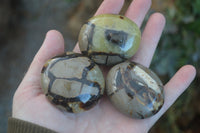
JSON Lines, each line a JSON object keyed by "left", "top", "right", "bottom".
{"left": 95, "top": 0, "right": 124, "bottom": 16}
{"left": 23, "top": 30, "right": 65, "bottom": 84}
{"left": 125, "top": 0, "right": 152, "bottom": 27}
{"left": 145, "top": 65, "right": 196, "bottom": 130}
{"left": 73, "top": 0, "right": 125, "bottom": 52}
{"left": 131, "top": 13, "right": 166, "bottom": 67}
{"left": 73, "top": 43, "right": 81, "bottom": 53}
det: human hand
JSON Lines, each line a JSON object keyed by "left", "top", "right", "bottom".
{"left": 12, "top": 0, "right": 196, "bottom": 132}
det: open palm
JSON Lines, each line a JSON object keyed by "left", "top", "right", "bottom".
{"left": 12, "top": 0, "right": 196, "bottom": 133}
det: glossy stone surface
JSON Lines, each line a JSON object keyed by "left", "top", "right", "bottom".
{"left": 78, "top": 14, "right": 141, "bottom": 66}
{"left": 106, "top": 61, "right": 164, "bottom": 119}
{"left": 41, "top": 52, "right": 105, "bottom": 113}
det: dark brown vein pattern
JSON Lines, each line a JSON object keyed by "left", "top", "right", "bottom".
{"left": 41, "top": 53, "right": 105, "bottom": 113}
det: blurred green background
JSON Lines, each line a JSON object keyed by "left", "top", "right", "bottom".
{"left": 0, "top": 0, "right": 199, "bottom": 132}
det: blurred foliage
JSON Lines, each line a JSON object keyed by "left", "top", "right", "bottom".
{"left": 150, "top": 0, "right": 200, "bottom": 132}
{"left": 152, "top": 0, "right": 200, "bottom": 77}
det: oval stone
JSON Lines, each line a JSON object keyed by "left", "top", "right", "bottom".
{"left": 106, "top": 61, "right": 164, "bottom": 119}
{"left": 78, "top": 14, "right": 141, "bottom": 66}
{"left": 41, "top": 52, "right": 105, "bottom": 113}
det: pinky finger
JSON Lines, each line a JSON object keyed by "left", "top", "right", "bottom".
{"left": 145, "top": 65, "right": 196, "bottom": 130}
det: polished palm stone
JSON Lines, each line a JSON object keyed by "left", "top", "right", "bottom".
{"left": 106, "top": 61, "right": 164, "bottom": 119}
{"left": 41, "top": 52, "right": 105, "bottom": 113}
{"left": 78, "top": 14, "right": 141, "bottom": 66}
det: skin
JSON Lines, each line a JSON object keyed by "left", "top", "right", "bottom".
{"left": 12, "top": 0, "right": 196, "bottom": 133}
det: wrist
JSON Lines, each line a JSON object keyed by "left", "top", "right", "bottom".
{"left": 8, "top": 117, "right": 56, "bottom": 133}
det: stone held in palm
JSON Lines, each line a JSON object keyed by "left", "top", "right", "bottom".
{"left": 78, "top": 14, "right": 141, "bottom": 66}
{"left": 106, "top": 61, "right": 164, "bottom": 119}
{"left": 41, "top": 52, "right": 105, "bottom": 113}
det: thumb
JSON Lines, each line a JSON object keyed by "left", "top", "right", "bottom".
{"left": 18, "top": 30, "right": 65, "bottom": 92}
